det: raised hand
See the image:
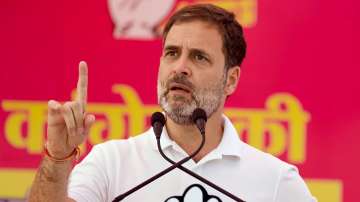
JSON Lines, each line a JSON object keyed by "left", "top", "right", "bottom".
{"left": 46, "top": 61, "right": 95, "bottom": 159}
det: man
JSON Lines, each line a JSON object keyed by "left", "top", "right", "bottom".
{"left": 29, "top": 4, "right": 316, "bottom": 202}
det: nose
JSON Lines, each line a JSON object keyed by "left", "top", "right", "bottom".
{"left": 171, "top": 55, "right": 191, "bottom": 76}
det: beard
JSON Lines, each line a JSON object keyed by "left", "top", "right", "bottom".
{"left": 157, "top": 73, "right": 226, "bottom": 125}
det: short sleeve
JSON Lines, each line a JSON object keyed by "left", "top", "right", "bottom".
{"left": 67, "top": 145, "right": 109, "bottom": 202}
{"left": 274, "top": 165, "right": 317, "bottom": 202}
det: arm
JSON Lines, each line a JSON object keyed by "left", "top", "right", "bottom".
{"left": 28, "top": 157, "right": 76, "bottom": 202}
{"left": 28, "top": 61, "right": 95, "bottom": 202}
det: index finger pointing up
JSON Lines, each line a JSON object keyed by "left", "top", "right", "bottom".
{"left": 77, "top": 61, "right": 88, "bottom": 111}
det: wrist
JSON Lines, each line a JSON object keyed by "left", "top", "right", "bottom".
{"left": 44, "top": 145, "right": 80, "bottom": 163}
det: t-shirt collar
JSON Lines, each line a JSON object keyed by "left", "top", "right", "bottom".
{"left": 149, "top": 114, "right": 243, "bottom": 159}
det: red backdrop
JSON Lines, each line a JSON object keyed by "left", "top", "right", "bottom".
{"left": 0, "top": 0, "right": 359, "bottom": 201}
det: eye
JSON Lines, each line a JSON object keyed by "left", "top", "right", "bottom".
{"left": 194, "top": 54, "right": 207, "bottom": 61}
{"left": 165, "top": 50, "right": 178, "bottom": 57}
{"left": 193, "top": 53, "right": 210, "bottom": 64}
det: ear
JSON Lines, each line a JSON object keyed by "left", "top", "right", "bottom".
{"left": 224, "top": 66, "right": 240, "bottom": 96}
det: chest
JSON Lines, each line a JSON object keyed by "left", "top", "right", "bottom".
{"left": 107, "top": 157, "right": 276, "bottom": 202}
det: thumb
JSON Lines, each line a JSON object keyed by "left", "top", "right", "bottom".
{"left": 48, "top": 100, "right": 61, "bottom": 115}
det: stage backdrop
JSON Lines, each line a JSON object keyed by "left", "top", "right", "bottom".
{"left": 0, "top": 0, "right": 359, "bottom": 201}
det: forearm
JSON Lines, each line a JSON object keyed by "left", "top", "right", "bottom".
{"left": 28, "top": 156, "right": 74, "bottom": 202}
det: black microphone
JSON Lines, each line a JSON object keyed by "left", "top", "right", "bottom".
{"left": 112, "top": 110, "right": 245, "bottom": 201}
{"left": 156, "top": 108, "right": 245, "bottom": 202}
{"left": 151, "top": 112, "right": 166, "bottom": 139}
{"left": 192, "top": 108, "right": 207, "bottom": 135}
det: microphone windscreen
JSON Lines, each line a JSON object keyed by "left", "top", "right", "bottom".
{"left": 151, "top": 112, "right": 166, "bottom": 127}
{"left": 191, "top": 108, "right": 207, "bottom": 123}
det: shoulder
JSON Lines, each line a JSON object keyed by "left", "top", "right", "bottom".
{"left": 240, "top": 142, "right": 315, "bottom": 199}
{"left": 93, "top": 129, "right": 153, "bottom": 154}
{"left": 69, "top": 129, "right": 154, "bottom": 184}
{"left": 240, "top": 142, "right": 294, "bottom": 172}
{"left": 223, "top": 115, "right": 293, "bottom": 173}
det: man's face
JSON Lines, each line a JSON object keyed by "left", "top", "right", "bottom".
{"left": 157, "top": 20, "right": 228, "bottom": 125}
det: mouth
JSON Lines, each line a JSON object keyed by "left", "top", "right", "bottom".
{"left": 168, "top": 83, "right": 192, "bottom": 94}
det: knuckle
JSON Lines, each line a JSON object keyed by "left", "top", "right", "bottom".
{"left": 73, "top": 101, "right": 81, "bottom": 110}
{"left": 67, "top": 123, "right": 76, "bottom": 130}
{"left": 63, "top": 101, "right": 72, "bottom": 108}
{"left": 48, "top": 100, "right": 59, "bottom": 108}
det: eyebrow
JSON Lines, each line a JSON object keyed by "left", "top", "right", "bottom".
{"left": 163, "top": 45, "right": 178, "bottom": 52}
{"left": 163, "top": 45, "right": 211, "bottom": 58}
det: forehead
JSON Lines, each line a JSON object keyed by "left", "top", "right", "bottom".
{"left": 164, "top": 20, "right": 223, "bottom": 55}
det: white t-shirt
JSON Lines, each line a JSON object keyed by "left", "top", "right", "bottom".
{"left": 68, "top": 116, "right": 316, "bottom": 202}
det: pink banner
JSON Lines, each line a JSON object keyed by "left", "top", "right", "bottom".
{"left": 0, "top": 0, "right": 359, "bottom": 201}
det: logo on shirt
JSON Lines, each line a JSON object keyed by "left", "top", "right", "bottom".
{"left": 165, "top": 184, "right": 222, "bottom": 202}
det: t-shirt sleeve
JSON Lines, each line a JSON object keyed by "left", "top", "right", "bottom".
{"left": 67, "top": 145, "right": 109, "bottom": 202}
{"left": 274, "top": 165, "right": 317, "bottom": 202}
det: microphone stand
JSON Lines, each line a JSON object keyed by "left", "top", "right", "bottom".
{"left": 156, "top": 131, "right": 245, "bottom": 202}
{"left": 112, "top": 130, "right": 205, "bottom": 202}
{"left": 113, "top": 110, "right": 245, "bottom": 202}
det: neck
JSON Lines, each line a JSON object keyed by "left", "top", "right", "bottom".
{"left": 165, "top": 108, "right": 224, "bottom": 162}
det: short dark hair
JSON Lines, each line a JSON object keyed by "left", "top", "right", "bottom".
{"left": 163, "top": 4, "right": 247, "bottom": 70}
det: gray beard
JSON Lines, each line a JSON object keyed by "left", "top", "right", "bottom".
{"left": 157, "top": 74, "right": 226, "bottom": 125}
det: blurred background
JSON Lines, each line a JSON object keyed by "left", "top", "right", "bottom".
{"left": 0, "top": 0, "right": 359, "bottom": 201}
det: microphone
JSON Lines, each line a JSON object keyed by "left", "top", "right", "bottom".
{"left": 151, "top": 112, "right": 166, "bottom": 139}
{"left": 192, "top": 108, "right": 207, "bottom": 135}
{"left": 112, "top": 110, "right": 245, "bottom": 202}
{"left": 156, "top": 108, "right": 245, "bottom": 202}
